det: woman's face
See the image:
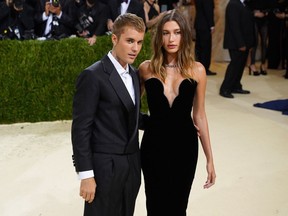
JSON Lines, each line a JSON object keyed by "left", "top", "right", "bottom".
{"left": 161, "top": 21, "right": 181, "bottom": 54}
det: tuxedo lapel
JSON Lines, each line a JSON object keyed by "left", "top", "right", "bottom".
{"left": 129, "top": 67, "right": 140, "bottom": 141}
{"left": 101, "top": 56, "right": 135, "bottom": 112}
{"left": 129, "top": 66, "right": 140, "bottom": 109}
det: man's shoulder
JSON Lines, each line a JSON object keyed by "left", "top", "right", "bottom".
{"left": 86, "top": 60, "right": 102, "bottom": 71}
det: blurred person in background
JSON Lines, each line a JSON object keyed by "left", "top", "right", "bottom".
{"left": 0, "top": 0, "right": 36, "bottom": 40}
{"left": 273, "top": 0, "right": 288, "bottom": 78}
{"left": 75, "top": 0, "right": 109, "bottom": 45}
{"left": 267, "top": 0, "right": 287, "bottom": 69}
{"left": 220, "top": 0, "right": 255, "bottom": 98}
{"left": 142, "top": 0, "right": 166, "bottom": 35}
{"left": 34, "top": 0, "right": 77, "bottom": 39}
{"left": 246, "top": 0, "right": 272, "bottom": 76}
{"left": 106, "top": 0, "right": 146, "bottom": 34}
{"left": 194, "top": 0, "right": 217, "bottom": 76}
{"left": 158, "top": 0, "right": 178, "bottom": 11}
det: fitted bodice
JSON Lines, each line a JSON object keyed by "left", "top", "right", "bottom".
{"left": 144, "top": 78, "right": 197, "bottom": 127}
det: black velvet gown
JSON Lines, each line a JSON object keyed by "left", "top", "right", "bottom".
{"left": 141, "top": 78, "right": 199, "bottom": 216}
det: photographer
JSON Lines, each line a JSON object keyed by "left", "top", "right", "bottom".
{"left": 75, "top": 0, "right": 109, "bottom": 46}
{"left": 34, "top": 0, "right": 77, "bottom": 39}
{"left": 273, "top": 0, "right": 288, "bottom": 78}
{"left": 0, "top": 0, "right": 36, "bottom": 40}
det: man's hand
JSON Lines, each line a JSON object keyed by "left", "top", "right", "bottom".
{"left": 107, "top": 19, "right": 113, "bottom": 31}
{"left": 6, "top": 0, "right": 13, "bottom": 6}
{"left": 49, "top": 4, "right": 61, "bottom": 16}
{"left": 80, "top": 177, "right": 96, "bottom": 203}
{"left": 86, "top": 35, "right": 97, "bottom": 46}
{"left": 45, "top": 2, "right": 50, "bottom": 16}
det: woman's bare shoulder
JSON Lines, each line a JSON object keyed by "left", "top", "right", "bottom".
{"left": 191, "top": 61, "right": 206, "bottom": 81}
{"left": 193, "top": 61, "right": 205, "bottom": 72}
{"left": 139, "top": 60, "right": 151, "bottom": 70}
{"left": 139, "top": 60, "right": 153, "bottom": 77}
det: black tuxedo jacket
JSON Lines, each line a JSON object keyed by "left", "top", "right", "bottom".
{"left": 223, "top": 0, "right": 255, "bottom": 50}
{"left": 107, "top": 0, "right": 145, "bottom": 24}
{"left": 72, "top": 55, "right": 141, "bottom": 172}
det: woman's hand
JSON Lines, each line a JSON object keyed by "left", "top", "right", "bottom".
{"left": 203, "top": 162, "right": 216, "bottom": 189}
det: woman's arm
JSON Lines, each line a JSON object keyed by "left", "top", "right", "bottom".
{"left": 192, "top": 62, "right": 216, "bottom": 189}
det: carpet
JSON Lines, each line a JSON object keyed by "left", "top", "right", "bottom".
{"left": 254, "top": 99, "right": 288, "bottom": 115}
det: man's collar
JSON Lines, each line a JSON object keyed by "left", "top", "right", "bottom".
{"left": 107, "top": 51, "right": 129, "bottom": 75}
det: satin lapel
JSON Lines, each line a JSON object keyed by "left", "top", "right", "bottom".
{"left": 129, "top": 66, "right": 140, "bottom": 137}
{"left": 101, "top": 56, "right": 135, "bottom": 112}
{"left": 130, "top": 66, "right": 140, "bottom": 113}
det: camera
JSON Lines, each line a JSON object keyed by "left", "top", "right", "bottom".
{"left": 51, "top": 0, "right": 60, "bottom": 7}
{"left": 0, "top": 26, "right": 21, "bottom": 40}
{"left": 75, "top": 13, "right": 94, "bottom": 34}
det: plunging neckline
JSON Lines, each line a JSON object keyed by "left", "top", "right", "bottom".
{"left": 146, "top": 77, "right": 191, "bottom": 108}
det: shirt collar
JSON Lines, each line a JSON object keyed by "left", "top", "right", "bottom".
{"left": 107, "top": 51, "right": 129, "bottom": 75}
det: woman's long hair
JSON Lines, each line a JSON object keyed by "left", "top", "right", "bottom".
{"left": 150, "top": 9, "right": 195, "bottom": 82}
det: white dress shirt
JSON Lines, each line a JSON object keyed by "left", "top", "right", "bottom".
{"left": 120, "top": 0, "right": 131, "bottom": 15}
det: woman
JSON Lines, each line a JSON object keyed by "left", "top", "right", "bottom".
{"left": 138, "top": 9, "right": 216, "bottom": 216}
{"left": 143, "top": 0, "right": 165, "bottom": 31}
{"left": 246, "top": 0, "right": 271, "bottom": 76}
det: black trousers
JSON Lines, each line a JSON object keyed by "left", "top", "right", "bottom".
{"left": 195, "top": 28, "right": 212, "bottom": 72}
{"left": 220, "top": 49, "right": 249, "bottom": 93}
{"left": 84, "top": 151, "right": 141, "bottom": 216}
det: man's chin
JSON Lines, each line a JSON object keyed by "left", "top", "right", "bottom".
{"left": 127, "top": 58, "right": 136, "bottom": 64}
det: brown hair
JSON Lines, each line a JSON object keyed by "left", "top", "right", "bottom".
{"left": 150, "top": 9, "right": 195, "bottom": 81}
{"left": 112, "top": 13, "right": 146, "bottom": 39}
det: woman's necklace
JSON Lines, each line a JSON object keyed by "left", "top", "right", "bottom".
{"left": 164, "top": 64, "right": 178, "bottom": 68}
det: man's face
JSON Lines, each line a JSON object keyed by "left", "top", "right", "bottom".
{"left": 111, "top": 26, "right": 145, "bottom": 68}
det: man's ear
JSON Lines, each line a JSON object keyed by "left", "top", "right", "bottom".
{"left": 111, "top": 34, "right": 118, "bottom": 46}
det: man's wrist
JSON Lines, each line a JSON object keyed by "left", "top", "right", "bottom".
{"left": 78, "top": 170, "right": 94, "bottom": 180}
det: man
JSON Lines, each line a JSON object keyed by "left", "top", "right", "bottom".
{"left": 273, "top": 0, "right": 288, "bottom": 79}
{"left": 34, "top": 0, "right": 77, "bottom": 39}
{"left": 0, "top": 0, "right": 35, "bottom": 40}
{"left": 75, "top": 0, "right": 109, "bottom": 45}
{"left": 71, "top": 13, "right": 146, "bottom": 216}
{"left": 194, "top": 0, "right": 217, "bottom": 75}
{"left": 220, "top": 0, "right": 255, "bottom": 98}
{"left": 106, "top": 0, "right": 145, "bottom": 32}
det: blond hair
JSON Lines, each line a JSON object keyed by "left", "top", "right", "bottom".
{"left": 112, "top": 13, "right": 146, "bottom": 39}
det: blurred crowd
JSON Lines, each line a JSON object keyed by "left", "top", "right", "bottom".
{"left": 0, "top": 0, "right": 179, "bottom": 45}
{"left": 0, "top": 0, "right": 287, "bottom": 74}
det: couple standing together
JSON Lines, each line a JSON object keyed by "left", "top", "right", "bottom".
{"left": 71, "top": 10, "right": 216, "bottom": 216}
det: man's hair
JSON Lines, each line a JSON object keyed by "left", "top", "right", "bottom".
{"left": 112, "top": 13, "right": 146, "bottom": 39}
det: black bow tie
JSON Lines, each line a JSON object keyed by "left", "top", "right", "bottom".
{"left": 122, "top": 0, "right": 128, "bottom": 3}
